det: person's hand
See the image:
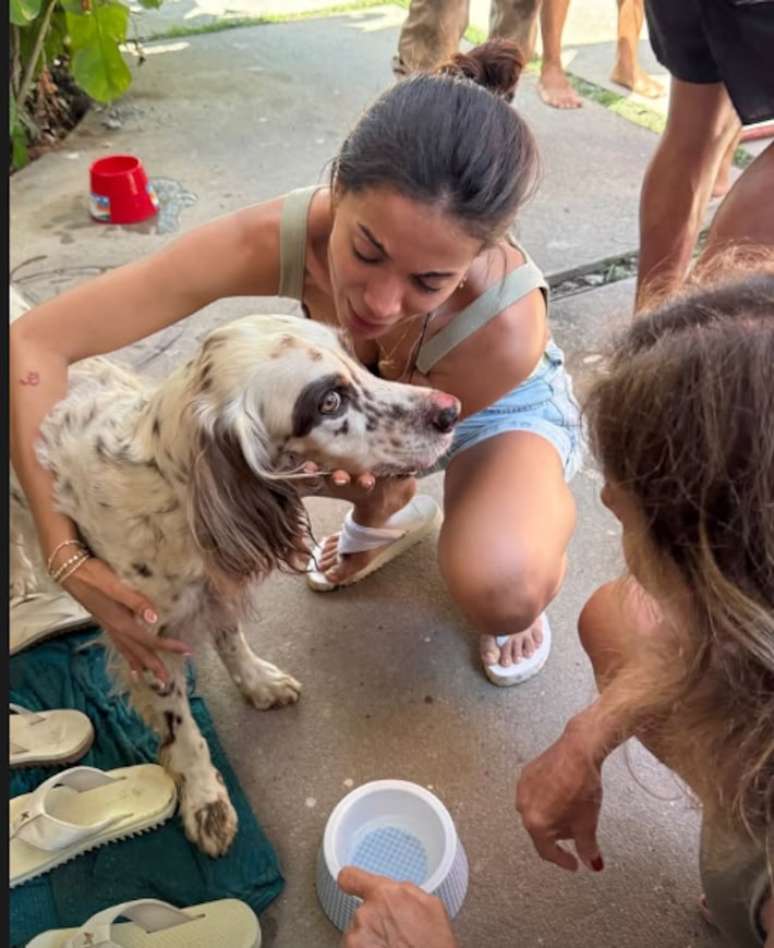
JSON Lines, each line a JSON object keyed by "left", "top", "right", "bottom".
{"left": 295, "top": 461, "right": 378, "bottom": 501}
{"left": 338, "top": 867, "right": 458, "bottom": 948}
{"left": 516, "top": 725, "right": 605, "bottom": 873}
{"left": 59, "top": 557, "right": 190, "bottom": 682}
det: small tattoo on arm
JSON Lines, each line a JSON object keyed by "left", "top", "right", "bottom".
{"left": 20, "top": 371, "right": 40, "bottom": 386}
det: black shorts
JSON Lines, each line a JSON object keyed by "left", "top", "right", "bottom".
{"left": 645, "top": 0, "right": 774, "bottom": 125}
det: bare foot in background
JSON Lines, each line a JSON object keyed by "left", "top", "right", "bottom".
{"left": 610, "top": 60, "right": 663, "bottom": 98}
{"left": 539, "top": 62, "right": 582, "bottom": 108}
{"left": 613, "top": 0, "right": 664, "bottom": 98}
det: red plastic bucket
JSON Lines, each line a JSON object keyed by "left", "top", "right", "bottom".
{"left": 89, "top": 154, "right": 159, "bottom": 224}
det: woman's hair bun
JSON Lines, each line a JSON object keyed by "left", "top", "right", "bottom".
{"left": 438, "top": 38, "right": 524, "bottom": 103}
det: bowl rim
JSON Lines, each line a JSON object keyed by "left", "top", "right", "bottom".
{"left": 90, "top": 154, "right": 143, "bottom": 177}
{"left": 322, "top": 779, "right": 458, "bottom": 894}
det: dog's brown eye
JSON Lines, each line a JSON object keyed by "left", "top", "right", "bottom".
{"left": 319, "top": 390, "right": 343, "bottom": 414}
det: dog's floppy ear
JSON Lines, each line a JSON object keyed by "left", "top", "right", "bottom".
{"left": 189, "top": 408, "right": 309, "bottom": 584}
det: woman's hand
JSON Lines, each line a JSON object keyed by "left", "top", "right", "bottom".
{"left": 338, "top": 867, "right": 458, "bottom": 948}
{"left": 60, "top": 557, "right": 190, "bottom": 681}
{"left": 516, "top": 722, "right": 606, "bottom": 873}
{"left": 295, "top": 461, "right": 377, "bottom": 501}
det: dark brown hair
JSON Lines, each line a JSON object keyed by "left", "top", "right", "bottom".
{"left": 331, "top": 39, "right": 538, "bottom": 244}
{"left": 586, "top": 256, "right": 774, "bottom": 842}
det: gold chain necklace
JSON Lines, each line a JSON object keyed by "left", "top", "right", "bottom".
{"left": 378, "top": 313, "right": 428, "bottom": 379}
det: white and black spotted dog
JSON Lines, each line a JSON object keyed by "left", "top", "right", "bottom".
{"left": 10, "top": 314, "right": 459, "bottom": 856}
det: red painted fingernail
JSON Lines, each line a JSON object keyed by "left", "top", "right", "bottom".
{"left": 591, "top": 856, "right": 604, "bottom": 872}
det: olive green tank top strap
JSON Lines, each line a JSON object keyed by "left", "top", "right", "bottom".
{"left": 415, "top": 245, "right": 549, "bottom": 375}
{"left": 278, "top": 185, "right": 322, "bottom": 301}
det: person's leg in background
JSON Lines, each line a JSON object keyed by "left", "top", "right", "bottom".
{"left": 701, "top": 140, "right": 774, "bottom": 267}
{"left": 489, "top": 0, "right": 542, "bottom": 64}
{"left": 637, "top": 0, "right": 774, "bottom": 308}
{"left": 711, "top": 127, "right": 742, "bottom": 200}
{"left": 394, "top": 0, "right": 470, "bottom": 77}
{"left": 610, "top": 0, "right": 663, "bottom": 98}
{"left": 636, "top": 78, "right": 740, "bottom": 308}
{"left": 537, "top": 0, "right": 583, "bottom": 109}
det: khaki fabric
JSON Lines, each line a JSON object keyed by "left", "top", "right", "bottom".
{"left": 396, "top": 0, "right": 540, "bottom": 74}
{"left": 278, "top": 186, "right": 320, "bottom": 301}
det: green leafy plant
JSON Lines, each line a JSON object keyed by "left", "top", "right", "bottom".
{"left": 9, "top": 0, "right": 162, "bottom": 170}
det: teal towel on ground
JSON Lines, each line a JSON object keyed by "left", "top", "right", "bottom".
{"left": 10, "top": 629, "right": 284, "bottom": 947}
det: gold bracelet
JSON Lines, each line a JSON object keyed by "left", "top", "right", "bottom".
{"left": 51, "top": 550, "right": 89, "bottom": 583}
{"left": 56, "top": 553, "right": 91, "bottom": 585}
{"left": 47, "top": 539, "right": 87, "bottom": 575}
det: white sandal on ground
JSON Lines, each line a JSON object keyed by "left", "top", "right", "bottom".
{"left": 10, "top": 592, "right": 93, "bottom": 656}
{"left": 483, "top": 613, "right": 552, "bottom": 687}
{"left": 10, "top": 764, "right": 177, "bottom": 888}
{"left": 26, "top": 898, "right": 262, "bottom": 948}
{"left": 306, "top": 495, "right": 442, "bottom": 592}
{"left": 10, "top": 705, "right": 94, "bottom": 769}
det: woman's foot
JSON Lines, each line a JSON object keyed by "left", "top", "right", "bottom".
{"left": 538, "top": 63, "right": 582, "bottom": 109}
{"left": 610, "top": 61, "right": 663, "bottom": 98}
{"left": 306, "top": 496, "right": 442, "bottom": 592}
{"left": 481, "top": 614, "right": 553, "bottom": 687}
{"left": 313, "top": 533, "right": 377, "bottom": 586}
{"left": 481, "top": 613, "right": 545, "bottom": 667}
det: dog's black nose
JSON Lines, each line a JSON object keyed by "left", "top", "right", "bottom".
{"left": 429, "top": 394, "right": 461, "bottom": 434}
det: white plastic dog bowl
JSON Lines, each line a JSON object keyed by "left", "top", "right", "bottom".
{"left": 316, "top": 780, "right": 469, "bottom": 931}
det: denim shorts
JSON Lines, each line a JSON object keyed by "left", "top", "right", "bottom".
{"left": 426, "top": 339, "right": 584, "bottom": 481}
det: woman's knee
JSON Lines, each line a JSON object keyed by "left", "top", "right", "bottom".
{"left": 578, "top": 578, "right": 660, "bottom": 684}
{"left": 438, "top": 538, "right": 562, "bottom": 633}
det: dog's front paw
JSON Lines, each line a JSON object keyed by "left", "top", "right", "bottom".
{"left": 238, "top": 659, "right": 302, "bottom": 710}
{"left": 180, "top": 771, "right": 238, "bottom": 857}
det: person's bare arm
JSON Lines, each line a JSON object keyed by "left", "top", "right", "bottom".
{"left": 516, "top": 687, "right": 641, "bottom": 872}
{"left": 10, "top": 199, "right": 286, "bottom": 675}
{"left": 636, "top": 79, "right": 739, "bottom": 310}
{"left": 11, "top": 200, "right": 284, "bottom": 552}
{"left": 422, "top": 287, "right": 548, "bottom": 419}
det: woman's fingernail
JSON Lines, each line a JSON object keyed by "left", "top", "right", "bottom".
{"left": 130, "top": 669, "right": 140, "bottom": 682}
{"left": 591, "top": 856, "right": 604, "bottom": 872}
{"left": 144, "top": 609, "right": 158, "bottom": 624}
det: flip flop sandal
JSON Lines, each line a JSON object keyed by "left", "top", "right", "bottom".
{"left": 10, "top": 764, "right": 178, "bottom": 888}
{"left": 307, "top": 495, "right": 442, "bottom": 592}
{"left": 10, "top": 592, "right": 94, "bottom": 656}
{"left": 27, "top": 897, "right": 262, "bottom": 948}
{"left": 483, "top": 613, "right": 553, "bottom": 687}
{"left": 10, "top": 705, "right": 94, "bottom": 769}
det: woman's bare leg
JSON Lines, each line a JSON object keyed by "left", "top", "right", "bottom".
{"left": 439, "top": 431, "right": 575, "bottom": 669}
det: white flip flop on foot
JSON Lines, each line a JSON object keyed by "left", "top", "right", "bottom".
{"left": 10, "top": 705, "right": 94, "bottom": 769}
{"left": 10, "top": 592, "right": 93, "bottom": 656}
{"left": 10, "top": 764, "right": 178, "bottom": 888}
{"left": 307, "top": 495, "right": 442, "bottom": 592}
{"left": 27, "top": 898, "right": 262, "bottom": 948}
{"left": 483, "top": 614, "right": 552, "bottom": 687}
